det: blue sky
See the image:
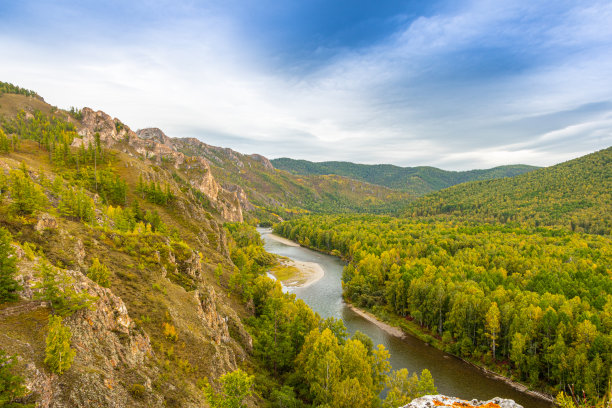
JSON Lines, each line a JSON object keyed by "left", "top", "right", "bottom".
{"left": 1, "top": 0, "right": 611, "bottom": 169}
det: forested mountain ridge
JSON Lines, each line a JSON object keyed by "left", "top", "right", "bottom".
{"left": 271, "top": 158, "right": 538, "bottom": 196}
{"left": 404, "top": 147, "right": 612, "bottom": 234}
{"left": 161, "top": 131, "right": 412, "bottom": 219}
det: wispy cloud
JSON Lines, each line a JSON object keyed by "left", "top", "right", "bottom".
{"left": 0, "top": 0, "right": 610, "bottom": 169}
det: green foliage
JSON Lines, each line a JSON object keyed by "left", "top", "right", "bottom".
{"left": 58, "top": 186, "right": 96, "bottom": 224}
{"left": 383, "top": 368, "right": 437, "bottom": 407}
{"left": 6, "top": 168, "right": 48, "bottom": 215}
{"left": 272, "top": 157, "right": 538, "bottom": 196}
{"left": 0, "top": 81, "right": 38, "bottom": 98}
{"left": 0, "top": 228, "right": 21, "bottom": 303}
{"left": 68, "top": 107, "right": 82, "bottom": 120}
{"left": 294, "top": 327, "right": 391, "bottom": 407}
{"left": 44, "top": 315, "right": 75, "bottom": 375}
{"left": 136, "top": 174, "right": 174, "bottom": 206}
{"left": 0, "top": 349, "right": 32, "bottom": 407}
{"left": 202, "top": 368, "right": 254, "bottom": 408}
{"left": 34, "top": 262, "right": 97, "bottom": 317}
{"left": 276, "top": 215, "right": 612, "bottom": 400}
{"left": 404, "top": 147, "right": 612, "bottom": 234}
{"left": 87, "top": 258, "right": 111, "bottom": 288}
{"left": 129, "top": 383, "right": 146, "bottom": 399}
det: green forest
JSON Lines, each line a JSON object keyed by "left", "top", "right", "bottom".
{"left": 275, "top": 215, "right": 612, "bottom": 402}
{"left": 403, "top": 147, "right": 611, "bottom": 235}
{"left": 271, "top": 157, "right": 538, "bottom": 196}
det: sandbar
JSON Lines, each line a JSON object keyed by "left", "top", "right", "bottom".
{"left": 267, "top": 233, "right": 300, "bottom": 247}
{"left": 270, "top": 258, "right": 324, "bottom": 288}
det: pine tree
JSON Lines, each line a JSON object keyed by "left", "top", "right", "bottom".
{"left": 34, "top": 262, "right": 96, "bottom": 316}
{"left": 0, "top": 228, "right": 21, "bottom": 303}
{"left": 44, "top": 316, "right": 75, "bottom": 374}
{"left": 87, "top": 258, "right": 111, "bottom": 288}
{"left": 0, "top": 349, "right": 32, "bottom": 407}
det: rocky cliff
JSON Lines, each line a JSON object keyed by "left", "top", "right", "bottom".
{"left": 71, "top": 107, "right": 244, "bottom": 222}
{"left": 401, "top": 395, "right": 523, "bottom": 408}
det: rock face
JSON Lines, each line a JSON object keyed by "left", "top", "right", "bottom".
{"left": 8, "top": 254, "right": 161, "bottom": 408}
{"left": 401, "top": 395, "right": 523, "bottom": 408}
{"left": 73, "top": 110, "right": 245, "bottom": 222}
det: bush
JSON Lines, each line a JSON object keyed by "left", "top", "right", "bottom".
{"left": 129, "top": 383, "right": 146, "bottom": 399}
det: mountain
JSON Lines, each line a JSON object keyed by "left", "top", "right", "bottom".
{"left": 271, "top": 157, "right": 539, "bottom": 196}
{"left": 158, "top": 133, "right": 411, "bottom": 220}
{"left": 0, "top": 87, "right": 256, "bottom": 406}
{"left": 0, "top": 83, "right": 414, "bottom": 407}
{"left": 404, "top": 146, "right": 612, "bottom": 234}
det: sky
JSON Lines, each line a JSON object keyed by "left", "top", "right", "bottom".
{"left": 1, "top": 0, "right": 611, "bottom": 170}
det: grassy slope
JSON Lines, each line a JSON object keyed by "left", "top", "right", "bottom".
{"left": 0, "top": 95, "right": 258, "bottom": 406}
{"left": 271, "top": 157, "right": 539, "bottom": 196}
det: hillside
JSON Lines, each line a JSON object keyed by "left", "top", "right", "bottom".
{"left": 0, "top": 84, "right": 420, "bottom": 408}
{"left": 150, "top": 131, "right": 412, "bottom": 220}
{"left": 271, "top": 158, "right": 538, "bottom": 196}
{"left": 404, "top": 147, "right": 612, "bottom": 234}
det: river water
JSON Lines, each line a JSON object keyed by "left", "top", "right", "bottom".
{"left": 259, "top": 228, "right": 552, "bottom": 408}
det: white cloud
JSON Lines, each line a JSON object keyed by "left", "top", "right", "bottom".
{"left": 0, "top": 0, "right": 610, "bottom": 170}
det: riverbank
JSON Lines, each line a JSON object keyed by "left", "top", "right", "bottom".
{"left": 267, "top": 233, "right": 300, "bottom": 247}
{"left": 269, "top": 257, "right": 325, "bottom": 288}
{"left": 347, "top": 301, "right": 554, "bottom": 404}
{"left": 345, "top": 303, "right": 406, "bottom": 338}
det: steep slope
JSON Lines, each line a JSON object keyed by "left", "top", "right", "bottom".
{"left": 140, "top": 129, "right": 412, "bottom": 220}
{"left": 271, "top": 158, "right": 538, "bottom": 196}
{"left": 404, "top": 147, "right": 612, "bottom": 234}
{"left": 0, "top": 91, "right": 255, "bottom": 406}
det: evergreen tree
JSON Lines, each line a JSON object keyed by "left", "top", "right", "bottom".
{"left": 0, "top": 228, "right": 21, "bottom": 303}
{"left": 87, "top": 258, "right": 111, "bottom": 288}
{"left": 44, "top": 316, "right": 75, "bottom": 374}
{"left": 7, "top": 169, "right": 47, "bottom": 215}
{"left": 0, "top": 349, "right": 32, "bottom": 407}
{"left": 34, "top": 262, "right": 96, "bottom": 316}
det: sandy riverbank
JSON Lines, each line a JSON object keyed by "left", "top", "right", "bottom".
{"left": 271, "top": 258, "right": 325, "bottom": 288}
{"left": 345, "top": 303, "right": 406, "bottom": 338}
{"left": 267, "top": 233, "right": 301, "bottom": 247}
{"left": 346, "top": 303, "right": 554, "bottom": 403}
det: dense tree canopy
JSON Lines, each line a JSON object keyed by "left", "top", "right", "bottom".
{"left": 275, "top": 215, "right": 612, "bottom": 400}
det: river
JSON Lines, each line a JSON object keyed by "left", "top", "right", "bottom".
{"left": 259, "top": 228, "right": 552, "bottom": 408}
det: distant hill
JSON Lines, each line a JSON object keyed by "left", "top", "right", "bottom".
{"left": 405, "top": 147, "right": 612, "bottom": 234}
{"left": 271, "top": 158, "right": 538, "bottom": 196}
{"left": 170, "top": 135, "right": 411, "bottom": 220}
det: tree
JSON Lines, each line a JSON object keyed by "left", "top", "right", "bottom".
{"left": 7, "top": 169, "right": 47, "bottom": 215}
{"left": 0, "top": 349, "right": 32, "bottom": 407}
{"left": 44, "top": 316, "right": 75, "bottom": 374}
{"left": 0, "top": 228, "right": 21, "bottom": 303}
{"left": 417, "top": 369, "right": 437, "bottom": 396}
{"left": 485, "top": 302, "right": 500, "bottom": 360}
{"left": 87, "top": 258, "right": 111, "bottom": 288}
{"left": 202, "top": 368, "right": 254, "bottom": 408}
{"left": 34, "top": 262, "right": 96, "bottom": 316}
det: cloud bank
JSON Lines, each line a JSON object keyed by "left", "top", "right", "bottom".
{"left": 1, "top": 0, "right": 610, "bottom": 169}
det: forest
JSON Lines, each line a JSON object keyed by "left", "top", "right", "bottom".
{"left": 274, "top": 215, "right": 612, "bottom": 402}
{"left": 403, "top": 147, "right": 611, "bottom": 235}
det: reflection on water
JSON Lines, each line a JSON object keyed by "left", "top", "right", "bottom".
{"left": 259, "top": 228, "right": 552, "bottom": 408}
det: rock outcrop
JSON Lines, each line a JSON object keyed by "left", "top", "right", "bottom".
{"left": 401, "top": 395, "right": 523, "bottom": 408}
{"left": 73, "top": 109, "right": 245, "bottom": 222}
